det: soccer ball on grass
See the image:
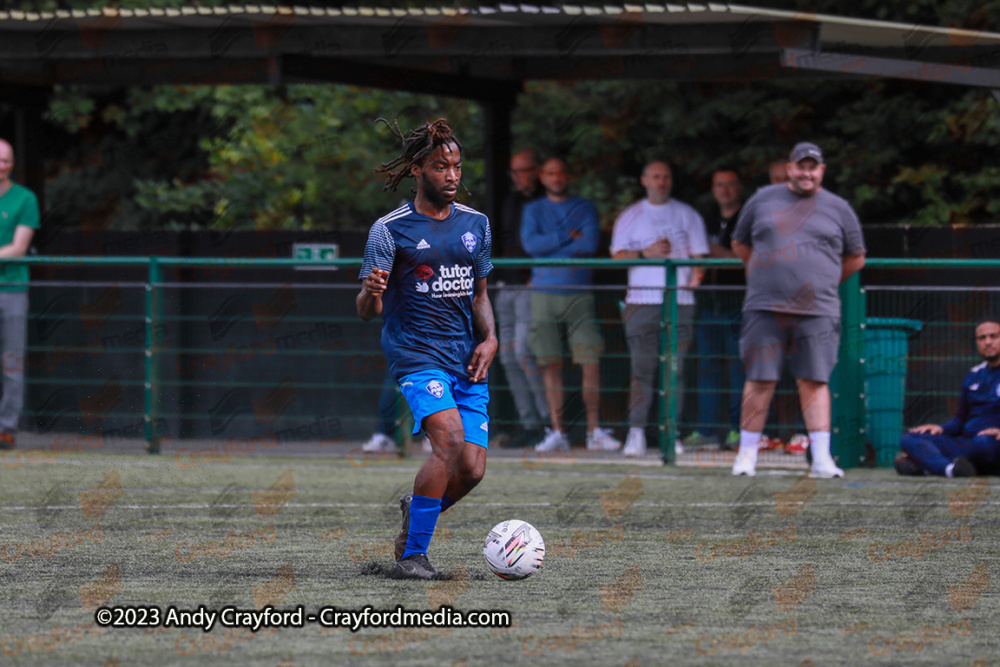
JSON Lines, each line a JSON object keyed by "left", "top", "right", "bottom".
{"left": 483, "top": 519, "right": 545, "bottom": 580}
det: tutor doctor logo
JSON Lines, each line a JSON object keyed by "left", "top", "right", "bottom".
{"left": 426, "top": 265, "right": 474, "bottom": 298}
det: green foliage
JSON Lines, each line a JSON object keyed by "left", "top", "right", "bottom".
{"left": 512, "top": 77, "right": 1000, "bottom": 228}
{"left": 40, "top": 75, "right": 1000, "bottom": 231}
{"left": 41, "top": 83, "right": 483, "bottom": 230}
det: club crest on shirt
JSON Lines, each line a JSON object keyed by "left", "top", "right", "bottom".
{"left": 461, "top": 232, "right": 476, "bottom": 253}
{"left": 426, "top": 380, "right": 445, "bottom": 398}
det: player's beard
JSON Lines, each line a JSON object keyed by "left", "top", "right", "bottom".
{"left": 421, "top": 171, "right": 457, "bottom": 209}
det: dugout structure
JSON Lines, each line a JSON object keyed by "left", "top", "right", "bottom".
{"left": 0, "top": 4, "right": 999, "bottom": 464}
{"left": 1, "top": 3, "right": 999, "bottom": 223}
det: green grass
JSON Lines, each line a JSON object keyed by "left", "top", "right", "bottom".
{"left": 1, "top": 453, "right": 997, "bottom": 665}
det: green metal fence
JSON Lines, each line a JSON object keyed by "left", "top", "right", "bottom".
{"left": 14, "top": 256, "right": 1000, "bottom": 467}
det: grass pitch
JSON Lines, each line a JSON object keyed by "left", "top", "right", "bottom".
{"left": 0, "top": 448, "right": 997, "bottom": 666}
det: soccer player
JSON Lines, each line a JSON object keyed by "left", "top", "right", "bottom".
{"left": 897, "top": 320, "right": 1000, "bottom": 477}
{"left": 357, "top": 118, "right": 497, "bottom": 580}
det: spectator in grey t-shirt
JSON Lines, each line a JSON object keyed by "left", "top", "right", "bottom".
{"left": 729, "top": 142, "right": 866, "bottom": 479}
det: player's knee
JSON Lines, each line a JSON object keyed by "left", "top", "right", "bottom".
{"left": 466, "top": 463, "right": 485, "bottom": 488}
{"left": 427, "top": 429, "right": 464, "bottom": 460}
{"left": 971, "top": 435, "right": 999, "bottom": 462}
{"left": 441, "top": 430, "right": 465, "bottom": 454}
{"left": 899, "top": 433, "right": 921, "bottom": 455}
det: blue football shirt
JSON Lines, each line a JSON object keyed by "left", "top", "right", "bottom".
{"left": 941, "top": 361, "right": 1000, "bottom": 438}
{"left": 360, "top": 201, "right": 494, "bottom": 381}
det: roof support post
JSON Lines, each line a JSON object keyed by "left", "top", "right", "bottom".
{"left": 480, "top": 88, "right": 516, "bottom": 229}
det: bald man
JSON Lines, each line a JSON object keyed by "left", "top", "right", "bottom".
{"left": 0, "top": 139, "right": 39, "bottom": 450}
{"left": 610, "top": 160, "right": 708, "bottom": 457}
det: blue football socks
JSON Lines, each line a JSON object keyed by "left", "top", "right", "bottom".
{"left": 401, "top": 494, "right": 442, "bottom": 559}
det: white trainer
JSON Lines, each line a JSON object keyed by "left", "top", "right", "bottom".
{"left": 809, "top": 461, "right": 845, "bottom": 479}
{"left": 622, "top": 428, "right": 646, "bottom": 457}
{"left": 587, "top": 427, "right": 622, "bottom": 451}
{"left": 362, "top": 433, "right": 395, "bottom": 453}
{"left": 732, "top": 453, "right": 757, "bottom": 476}
{"left": 534, "top": 428, "right": 569, "bottom": 452}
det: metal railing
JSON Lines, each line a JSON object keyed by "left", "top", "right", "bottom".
{"left": 12, "top": 256, "right": 998, "bottom": 467}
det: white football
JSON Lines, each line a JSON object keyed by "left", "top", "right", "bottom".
{"left": 483, "top": 519, "right": 545, "bottom": 580}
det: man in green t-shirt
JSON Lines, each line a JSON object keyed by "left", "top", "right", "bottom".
{"left": 0, "top": 139, "right": 40, "bottom": 449}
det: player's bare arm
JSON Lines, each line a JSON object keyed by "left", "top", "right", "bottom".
{"left": 357, "top": 267, "right": 388, "bottom": 321}
{"left": 467, "top": 278, "right": 497, "bottom": 383}
{"left": 708, "top": 242, "right": 736, "bottom": 258}
{"left": 909, "top": 423, "right": 943, "bottom": 435}
{"left": 689, "top": 253, "right": 706, "bottom": 287}
{"left": 840, "top": 253, "right": 866, "bottom": 283}
{"left": 0, "top": 225, "right": 34, "bottom": 259}
{"left": 731, "top": 239, "right": 752, "bottom": 267}
{"left": 612, "top": 238, "right": 672, "bottom": 260}
{"left": 644, "top": 238, "right": 672, "bottom": 258}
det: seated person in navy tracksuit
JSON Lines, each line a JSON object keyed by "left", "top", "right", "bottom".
{"left": 896, "top": 320, "right": 1000, "bottom": 477}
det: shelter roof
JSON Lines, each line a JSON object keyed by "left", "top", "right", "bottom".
{"left": 1, "top": 4, "right": 997, "bottom": 95}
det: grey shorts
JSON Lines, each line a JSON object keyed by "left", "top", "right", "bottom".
{"left": 529, "top": 291, "right": 604, "bottom": 365}
{"left": 739, "top": 311, "right": 840, "bottom": 382}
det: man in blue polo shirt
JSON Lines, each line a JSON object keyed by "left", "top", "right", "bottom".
{"left": 358, "top": 119, "right": 497, "bottom": 580}
{"left": 897, "top": 320, "right": 1000, "bottom": 477}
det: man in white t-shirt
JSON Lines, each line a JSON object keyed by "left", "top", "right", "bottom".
{"left": 610, "top": 160, "right": 709, "bottom": 456}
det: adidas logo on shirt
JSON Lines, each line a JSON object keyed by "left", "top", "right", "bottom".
{"left": 416, "top": 239, "right": 431, "bottom": 250}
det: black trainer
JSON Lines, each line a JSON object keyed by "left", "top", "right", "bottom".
{"left": 894, "top": 453, "right": 921, "bottom": 476}
{"left": 394, "top": 494, "right": 412, "bottom": 560}
{"left": 389, "top": 553, "right": 442, "bottom": 580}
{"left": 952, "top": 457, "right": 976, "bottom": 478}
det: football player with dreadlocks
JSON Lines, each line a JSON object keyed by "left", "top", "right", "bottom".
{"left": 357, "top": 118, "right": 497, "bottom": 580}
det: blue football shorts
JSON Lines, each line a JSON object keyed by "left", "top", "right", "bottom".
{"left": 398, "top": 369, "right": 490, "bottom": 448}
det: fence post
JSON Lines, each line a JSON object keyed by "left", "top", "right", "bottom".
{"left": 144, "top": 257, "right": 161, "bottom": 454}
{"left": 660, "top": 261, "right": 678, "bottom": 463}
{"left": 831, "top": 272, "right": 866, "bottom": 468}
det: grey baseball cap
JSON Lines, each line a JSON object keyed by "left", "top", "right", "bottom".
{"left": 789, "top": 142, "right": 824, "bottom": 164}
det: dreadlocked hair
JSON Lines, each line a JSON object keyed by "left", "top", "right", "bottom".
{"left": 374, "top": 117, "right": 463, "bottom": 192}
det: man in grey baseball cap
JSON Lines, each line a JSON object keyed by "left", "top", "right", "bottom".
{"left": 789, "top": 142, "right": 824, "bottom": 165}
{"left": 729, "top": 141, "right": 867, "bottom": 478}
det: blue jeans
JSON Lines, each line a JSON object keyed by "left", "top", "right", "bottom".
{"left": 495, "top": 287, "right": 548, "bottom": 430}
{"left": 695, "top": 310, "right": 744, "bottom": 438}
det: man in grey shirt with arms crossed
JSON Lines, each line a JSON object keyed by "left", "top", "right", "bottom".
{"left": 730, "top": 142, "right": 866, "bottom": 478}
